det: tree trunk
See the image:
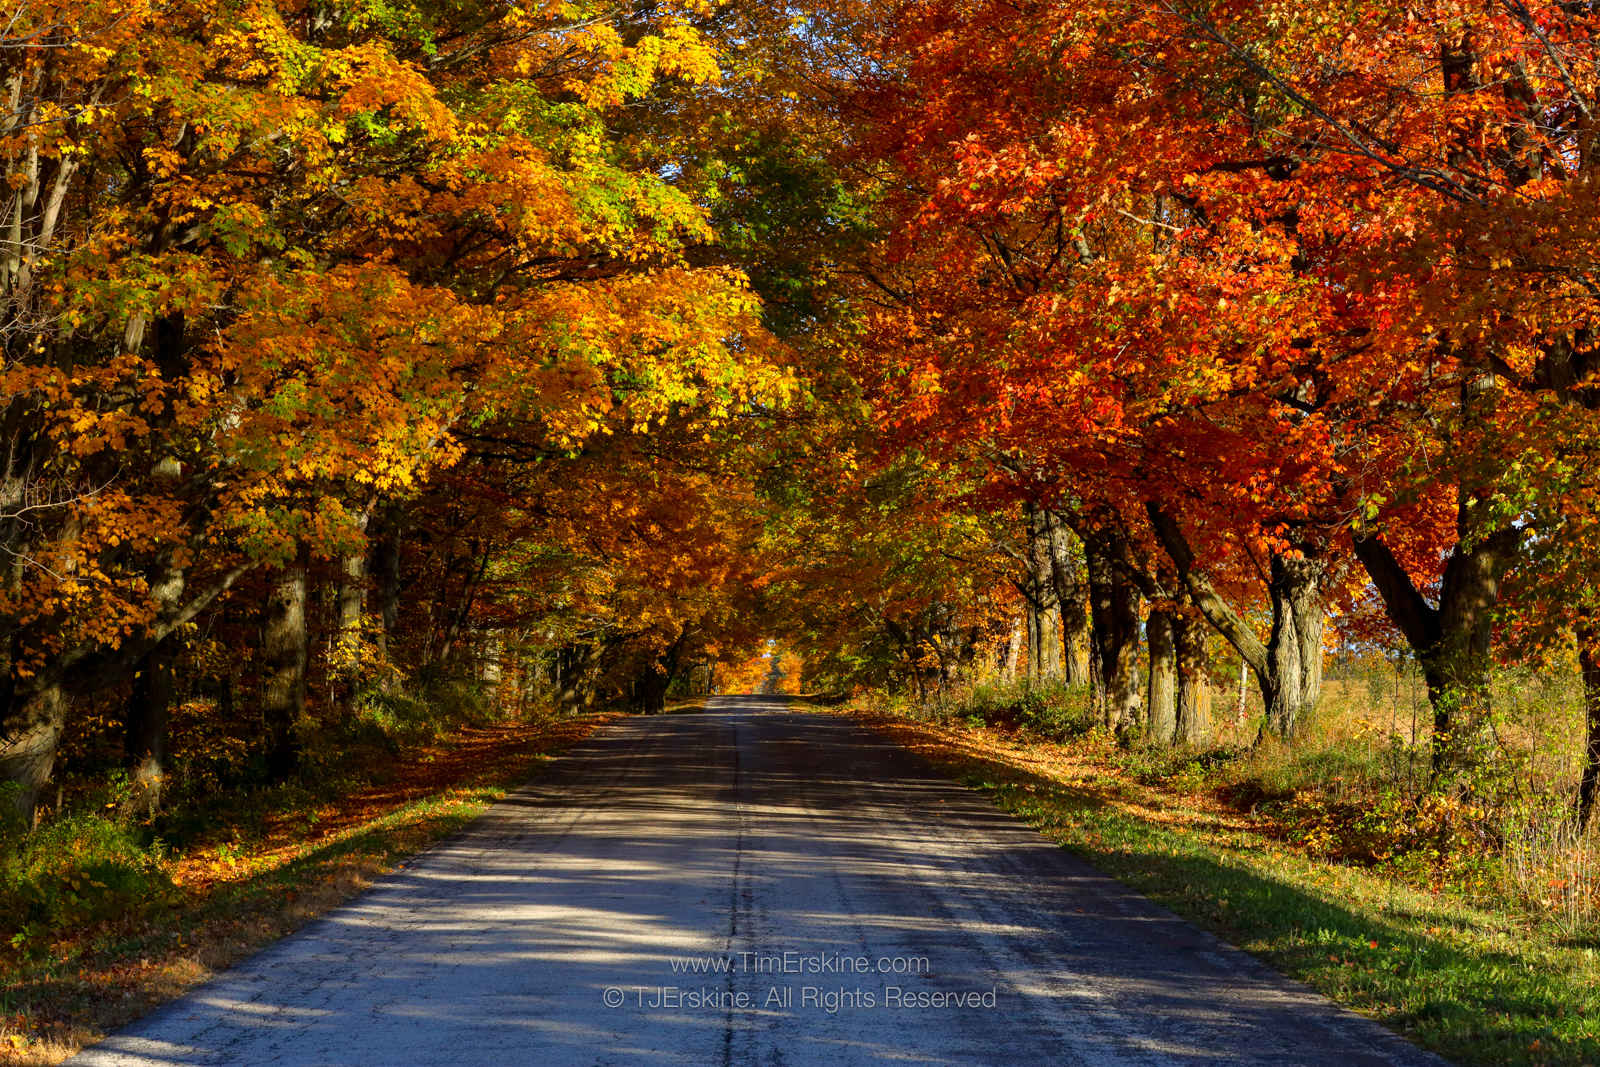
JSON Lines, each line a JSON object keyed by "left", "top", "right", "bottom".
{"left": 1577, "top": 628, "right": 1600, "bottom": 830}
{"left": 337, "top": 550, "right": 365, "bottom": 657}
{"left": 330, "top": 511, "right": 371, "bottom": 708}
{"left": 1259, "top": 551, "right": 1326, "bottom": 738}
{"left": 1024, "top": 504, "right": 1064, "bottom": 683}
{"left": 430, "top": 542, "right": 489, "bottom": 670}
{"left": 122, "top": 455, "right": 187, "bottom": 809}
{"left": 555, "top": 643, "right": 595, "bottom": 714}
{"left": 1174, "top": 611, "right": 1211, "bottom": 745}
{"left": 1350, "top": 362, "right": 1521, "bottom": 773}
{"left": 1046, "top": 514, "right": 1092, "bottom": 686}
{"left": 1087, "top": 539, "right": 1110, "bottom": 709}
{"left": 1235, "top": 658, "right": 1249, "bottom": 724}
{"left": 261, "top": 548, "right": 309, "bottom": 779}
{"left": 480, "top": 635, "right": 503, "bottom": 686}
{"left": 1087, "top": 533, "right": 1142, "bottom": 732}
{"left": 0, "top": 682, "right": 65, "bottom": 817}
{"left": 633, "top": 668, "right": 670, "bottom": 713}
{"left": 0, "top": 508, "right": 82, "bottom": 817}
{"left": 370, "top": 513, "right": 403, "bottom": 659}
{"left": 1000, "top": 619, "right": 1023, "bottom": 681}
{"left": 1352, "top": 522, "right": 1517, "bottom": 772}
{"left": 886, "top": 619, "right": 930, "bottom": 703}
{"left": 1148, "top": 505, "right": 1325, "bottom": 740}
{"left": 1423, "top": 536, "right": 1505, "bottom": 763}
{"left": 1025, "top": 597, "right": 1063, "bottom": 683}
{"left": 332, "top": 545, "right": 367, "bottom": 712}
{"left": 124, "top": 644, "right": 175, "bottom": 813}
{"left": 1146, "top": 606, "right": 1178, "bottom": 745}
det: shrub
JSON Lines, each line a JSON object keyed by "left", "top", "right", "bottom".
{"left": 1120, "top": 742, "right": 1249, "bottom": 790}
{"left": 338, "top": 669, "right": 502, "bottom": 754}
{"left": 344, "top": 689, "right": 442, "bottom": 752}
{"left": 948, "top": 679, "right": 1097, "bottom": 741}
{"left": 0, "top": 810, "right": 174, "bottom": 949}
{"left": 1246, "top": 731, "right": 1417, "bottom": 803}
{"left": 419, "top": 673, "right": 497, "bottom": 727}
{"left": 1501, "top": 801, "right": 1600, "bottom": 940}
{"left": 163, "top": 695, "right": 254, "bottom": 801}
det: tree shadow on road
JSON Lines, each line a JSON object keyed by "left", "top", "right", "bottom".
{"left": 884, "top": 713, "right": 1600, "bottom": 1067}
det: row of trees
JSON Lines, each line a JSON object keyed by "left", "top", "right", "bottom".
{"left": 9, "top": 0, "right": 1600, "bottom": 831}
{"left": 758, "top": 0, "right": 1600, "bottom": 827}
{"left": 0, "top": 0, "right": 803, "bottom": 815}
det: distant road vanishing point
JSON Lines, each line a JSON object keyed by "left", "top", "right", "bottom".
{"left": 72, "top": 695, "right": 1444, "bottom": 1066}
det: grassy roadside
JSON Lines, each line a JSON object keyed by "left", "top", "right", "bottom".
{"left": 824, "top": 700, "right": 1600, "bottom": 1067}
{"left": 0, "top": 711, "right": 617, "bottom": 1066}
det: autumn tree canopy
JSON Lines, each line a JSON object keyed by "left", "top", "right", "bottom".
{"left": 6, "top": 0, "right": 1600, "bottom": 827}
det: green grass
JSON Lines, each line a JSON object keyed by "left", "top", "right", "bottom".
{"left": 1, "top": 714, "right": 611, "bottom": 1064}
{"left": 986, "top": 778, "right": 1599, "bottom": 1065}
{"left": 847, "top": 703, "right": 1600, "bottom": 1066}
{"left": 939, "top": 678, "right": 1100, "bottom": 741}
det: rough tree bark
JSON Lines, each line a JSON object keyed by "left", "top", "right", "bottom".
{"left": 120, "top": 454, "right": 188, "bottom": 807}
{"left": 1263, "top": 552, "right": 1326, "bottom": 737}
{"left": 337, "top": 539, "right": 366, "bottom": 655}
{"left": 1145, "top": 605, "right": 1210, "bottom": 746}
{"left": 0, "top": 562, "right": 244, "bottom": 816}
{"left": 1146, "top": 606, "right": 1179, "bottom": 745}
{"left": 1086, "top": 531, "right": 1142, "bottom": 732}
{"left": 555, "top": 643, "right": 595, "bottom": 714}
{"left": 631, "top": 627, "right": 689, "bottom": 713}
{"left": 369, "top": 511, "right": 403, "bottom": 659}
{"left": 1023, "top": 503, "right": 1064, "bottom": 683}
{"left": 1047, "top": 514, "right": 1093, "bottom": 686}
{"left": 0, "top": 73, "right": 88, "bottom": 816}
{"left": 260, "top": 548, "right": 310, "bottom": 779}
{"left": 1174, "top": 610, "right": 1211, "bottom": 745}
{"left": 480, "top": 635, "right": 503, "bottom": 686}
{"left": 0, "top": 514, "right": 80, "bottom": 816}
{"left": 124, "top": 643, "right": 175, "bottom": 813}
{"left": 1351, "top": 519, "right": 1518, "bottom": 772}
{"left": 999, "top": 619, "right": 1023, "bottom": 682}
{"left": 1148, "top": 504, "right": 1325, "bottom": 738}
{"left": 332, "top": 513, "right": 370, "bottom": 711}
{"left": 0, "top": 678, "right": 64, "bottom": 817}
{"left": 0, "top": 433, "right": 243, "bottom": 815}
{"left": 1347, "top": 362, "right": 1521, "bottom": 770}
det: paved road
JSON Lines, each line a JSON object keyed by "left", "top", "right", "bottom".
{"left": 73, "top": 695, "right": 1443, "bottom": 1066}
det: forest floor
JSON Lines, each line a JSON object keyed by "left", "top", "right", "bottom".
{"left": 0, "top": 707, "right": 634, "bottom": 1065}
{"left": 832, "top": 698, "right": 1600, "bottom": 1067}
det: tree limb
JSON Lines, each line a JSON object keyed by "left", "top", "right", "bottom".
{"left": 1146, "top": 503, "right": 1268, "bottom": 676}
{"left": 1350, "top": 532, "right": 1440, "bottom": 652}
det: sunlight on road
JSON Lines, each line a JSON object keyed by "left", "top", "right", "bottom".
{"left": 72, "top": 698, "right": 1441, "bottom": 1067}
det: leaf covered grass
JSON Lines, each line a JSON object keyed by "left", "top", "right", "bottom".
{"left": 835, "top": 700, "right": 1600, "bottom": 1067}
{"left": 0, "top": 712, "right": 614, "bottom": 1065}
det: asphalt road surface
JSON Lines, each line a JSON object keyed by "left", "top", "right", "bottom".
{"left": 72, "top": 695, "right": 1443, "bottom": 1066}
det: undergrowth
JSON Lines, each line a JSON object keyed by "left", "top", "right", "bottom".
{"left": 909, "top": 674, "right": 1600, "bottom": 938}
{"left": 0, "top": 800, "right": 175, "bottom": 963}
{"left": 847, "top": 671, "right": 1600, "bottom": 1064}
{"left": 0, "top": 686, "right": 611, "bottom": 1064}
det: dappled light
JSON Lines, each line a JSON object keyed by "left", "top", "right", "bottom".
{"left": 72, "top": 700, "right": 1432, "bottom": 1067}
{"left": 4, "top": 0, "right": 1600, "bottom": 1061}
